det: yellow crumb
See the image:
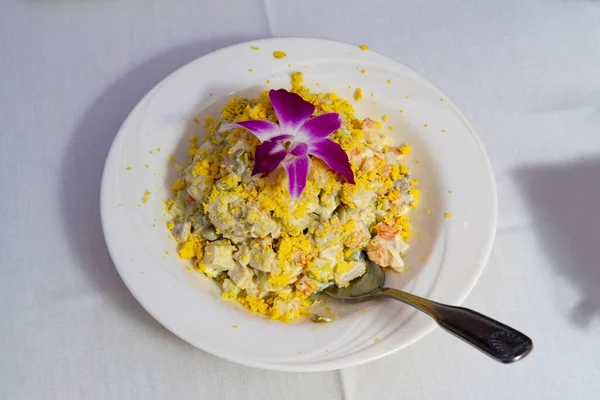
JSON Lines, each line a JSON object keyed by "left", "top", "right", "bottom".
{"left": 248, "top": 68, "right": 253, "bottom": 72}
{"left": 266, "top": 79, "right": 271, "bottom": 83}
{"left": 444, "top": 213, "right": 453, "bottom": 218}
{"left": 171, "top": 179, "right": 186, "bottom": 192}
{"left": 141, "top": 190, "right": 150, "bottom": 204}
{"left": 440, "top": 98, "right": 445, "bottom": 102}
{"left": 360, "top": 44, "right": 369, "bottom": 51}
{"left": 387, "top": 79, "right": 391, "bottom": 84}
{"left": 273, "top": 51, "right": 287, "bottom": 59}
{"left": 250, "top": 46, "right": 259, "bottom": 51}
{"left": 442, "top": 129, "right": 447, "bottom": 132}
{"left": 382, "top": 115, "right": 388, "bottom": 122}
{"left": 427, "top": 209, "right": 431, "bottom": 214}
{"left": 388, "top": 126, "right": 394, "bottom": 131}
{"left": 232, "top": 325, "right": 238, "bottom": 328}
{"left": 193, "top": 118, "right": 199, "bottom": 124}
{"left": 165, "top": 251, "right": 169, "bottom": 255}
{"left": 156, "top": 148, "right": 161, "bottom": 152}
{"left": 167, "top": 221, "right": 174, "bottom": 230}
{"left": 361, "top": 69, "right": 366, "bottom": 74}
{"left": 149, "top": 150, "right": 153, "bottom": 154}
{"left": 374, "top": 338, "right": 380, "bottom": 343}
{"left": 449, "top": 190, "right": 453, "bottom": 194}
{"left": 424, "top": 124, "right": 428, "bottom": 128}
{"left": 354, "top": 88, "right": 363, "bottom": 100}
{"left": 399, "top": 109, "right": 404, "bottom": 113}
{"left": 126, "top": 167, "right": 132, "bottom": 171}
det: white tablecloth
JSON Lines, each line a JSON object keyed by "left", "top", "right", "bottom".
{"left": 2, "top": 0, "right": 599, "bottom": 399}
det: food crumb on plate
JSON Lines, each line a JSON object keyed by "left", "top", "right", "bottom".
{"left": 427, "top": 209, "right": 431, "bottom": 214}
{"left": 387, "top": 79, "right": 391, "bottom": 84}
{"left": 360, "top": 44, "right": 369, "bottom": 51}
{"left": 273, "top": 51, "right": 286, "bottom": 58}
{"left": 442, "top": 129, "right": 447, "bottom": 132}
{"left": 382, "top": 115, "right": 388, "bottom": 122}
{"left": 374, "top": 338, "right": 380, "bottom": 343}
{"left": 142, "top": 190, "right": 150, "bottom": 204}
{"left": 361, "top": 69, "right": 366, "bottom": 74}
{"left": 248, "top": 68, "right": 253, "bottom": 72}
{"left": 193, "top": 118, "right": 199, "bottom": 124}
{"left": 424, "top": 124, "right": 428, "bottom": 128}
{"left": 126, "top": 167, "right": 132, "bottom": 171}
{"left": 353, "top": 87, "right": 363, "bottom": 100}
{"left": 250, "top": 46, "right": 259, "bottom": 51}
{"left": 232, "top": 325, "right": 238, "bottom": 328}
{"left": 444, "top": 213, "right": 453, "bottom": 218}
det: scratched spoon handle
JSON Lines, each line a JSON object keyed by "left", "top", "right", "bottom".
{"left": 380, "top": 288, "right": 533, "bottom": 363}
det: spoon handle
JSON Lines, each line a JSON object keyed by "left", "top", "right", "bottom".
{"left": 379, "top": 288, "right": 533, "bottom": 363}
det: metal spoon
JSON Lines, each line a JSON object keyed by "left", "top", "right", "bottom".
{"left": 325, "top": 256, "right": 533, "bottom": 363}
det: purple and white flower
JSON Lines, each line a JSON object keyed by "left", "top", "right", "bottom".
{"left": 219, "top": 89, "right": 355, "bottom": 199}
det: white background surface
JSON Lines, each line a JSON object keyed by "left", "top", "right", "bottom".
{"left": 1, "top": 0, "right": 599, "bottom": 399}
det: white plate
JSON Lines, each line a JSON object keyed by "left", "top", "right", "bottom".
{"left": 101, "top": 38, "right": 497, "bottom": 371}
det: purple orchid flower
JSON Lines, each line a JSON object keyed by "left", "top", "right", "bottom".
{"left": 219, "top": 89, "right": 355, "bottom": 199}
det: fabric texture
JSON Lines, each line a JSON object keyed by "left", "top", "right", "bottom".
{"left": 1, "top": 0, "right": 599, "bottom": 399}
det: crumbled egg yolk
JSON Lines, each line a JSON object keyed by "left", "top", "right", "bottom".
{"left": 360, "top": 44, "right": 369, "bottom": 51}
{"left": 171, "top": 179, "right": 186, "bottom": 192}
{"left": 354, "top": 88, "right": 363, "bottom": 101}
{"left": 141, "top": 190, "right": 150, "bottom": 204}
{"left": 273, "top": 51, "right": 287, "bottom": 58}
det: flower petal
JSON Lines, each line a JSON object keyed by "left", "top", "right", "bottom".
{"left": 290, "top": 142, "right": 308, "bottom": 156}
{"left": 252, "top": 140, "right": 287, "bottom": 176}
{"left": 308, "top": 139, "right": 355, "bottom": 184}
{"left": 219, "top": 120, "right": 279, "bottom": 142}
{"left": 283, "top": 155, "right": 310, "bottom": 200}
{"left": 297, "top": 113, "right": 342, "bottom": 141}
{"left": 269, "top": 89, "right": 315, "bottom": 135}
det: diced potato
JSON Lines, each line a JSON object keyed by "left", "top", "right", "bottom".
{"left": 203, "top": 240, "right": 237, "bottom": 271}
{"left": 319, "top": 244, "right": 343, "bottom": 262}
{"left": 334, "top": 260, "right": 366, "bottom": 287}
{"left": 227, "top": 262, "right": 254, "bottom": 290}
{"left": 221, "top": 278, "right": 241, "bottom": 296}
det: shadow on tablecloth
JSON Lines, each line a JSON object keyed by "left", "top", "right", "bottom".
{"left": 514, "top": 158, "right": 600, "bottom": 328}
{"left": 60, "top": 35, "right": 263, "bottom": 341}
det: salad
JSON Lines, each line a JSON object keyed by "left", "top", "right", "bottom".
{"left": 167, "top": 73, "right": 419, "bottom": 322}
